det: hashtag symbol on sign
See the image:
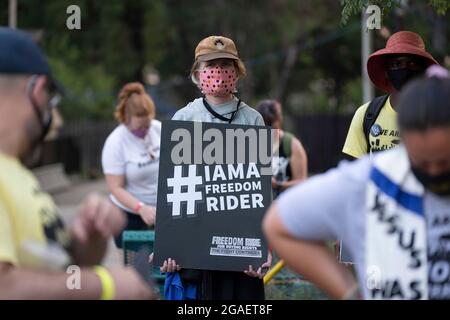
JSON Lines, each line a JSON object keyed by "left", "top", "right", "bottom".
{"left": 167, "top": 165, "right": 203, "bottom": 217}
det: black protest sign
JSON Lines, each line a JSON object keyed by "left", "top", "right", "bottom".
{"left": 154, "top": 120, "right": 272, "bottom": 272}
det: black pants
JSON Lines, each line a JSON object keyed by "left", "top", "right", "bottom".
{"left": 197, "top": 270, "right": 265, "bottom": 300}
{"left": 114, "top": 210, "right": 149, "bottom": 248}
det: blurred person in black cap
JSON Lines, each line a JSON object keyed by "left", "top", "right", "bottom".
{"left": 0, "top": 27, "right": 154, "bottom": 299}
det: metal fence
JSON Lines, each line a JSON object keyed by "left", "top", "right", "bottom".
{"left": 291, "top": 114, "right": 353, "bottom": 173}
{"left": 40, "top": 120, "right": 116, "bottom": 176}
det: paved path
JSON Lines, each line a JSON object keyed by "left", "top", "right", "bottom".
{"left": 52, "top": 178, "right": 122, "bottom": 267}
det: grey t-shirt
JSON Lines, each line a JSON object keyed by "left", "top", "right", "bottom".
{"left": 277, "top": 156, "right": 450, "bottom": 299}
{"left": 172, "top": 97, "right": 265, "bottom": 126}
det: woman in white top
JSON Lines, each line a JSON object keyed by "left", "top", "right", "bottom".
{"left": 102, "top": 82, "right": 161, "bottom": 248}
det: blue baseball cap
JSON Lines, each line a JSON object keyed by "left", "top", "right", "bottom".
{"left": 0, "top": 27, "right": 64, "bottom": 94}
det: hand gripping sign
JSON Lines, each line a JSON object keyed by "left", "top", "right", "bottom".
{"left": 154, "top": 121, "right": 274, "bottom": 272}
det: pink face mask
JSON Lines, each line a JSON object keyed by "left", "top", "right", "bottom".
{"left": 199, "top": 65, "right": 237, "bottom": 97}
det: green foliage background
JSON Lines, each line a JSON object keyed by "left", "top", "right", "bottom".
{"left": 0, "top": 0, "right": 448, "bottom": 121}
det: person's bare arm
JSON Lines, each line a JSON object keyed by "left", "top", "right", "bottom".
{"left": 0, "top": 190, "right": 155, "bottom": 300}
{"left": 105, "top": 174, "right": 139, "bottom": 212}
{"left": 0, "top": 262, "right": 101, "bottom": 299}
{"left": 69, "top": 236, "right": 107, "bottom": 267}
{"left": 279, "top": 138, "right": 308, "bottom": 190}
{"left": 263, "top": 203, "right": 356, "bottom": 299}
{"left": 105, "top": 174, "right": 155, "bottom": 225}
{"left": 0, "top": 262, "right": 154, "bottom": 300}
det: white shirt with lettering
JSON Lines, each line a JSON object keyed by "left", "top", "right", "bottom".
{"left": 102, "top": 120, "right": 161, "bottom": 212}
{"left": 277, "top": 156, "right": 450, "bottom": 299}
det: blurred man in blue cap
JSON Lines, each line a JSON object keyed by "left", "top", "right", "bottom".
{"left": 0, "top": 27, "right": 154, "bottom": 299}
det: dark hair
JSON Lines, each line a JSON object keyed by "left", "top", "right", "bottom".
{"left": 256, "top": 99, "right": 280, "bottom": 126}
{"left": 398, "top": 76, "right": 450, "bottom": 131}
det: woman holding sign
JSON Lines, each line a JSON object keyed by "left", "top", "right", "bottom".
{"left": 162, "top": 35, "right": 271, "bottom": 300}
{"left": 102, "top": 82, "right": 161, "bottom": 249}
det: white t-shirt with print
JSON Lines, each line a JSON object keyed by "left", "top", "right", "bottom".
{"left": 102, "top": 120, "right": 161, "bottom": 212}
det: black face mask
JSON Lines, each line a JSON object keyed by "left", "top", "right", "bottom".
{"left": 39, "top": 109, "right": 53, "bottom": 141}
{"left": 411, "top": 166, "right": 450, "bottom": 196}
{"left": 21, "top": 99, "right": 53, "bottom": 168}
{"left": 21, "top": 77, "right": 55, "bottom": 167}
{"left": 387, "top": 68, "right": 423, "bottom": 91}
{"left": 27, "top": 76, "right": 54, "bottom": 142}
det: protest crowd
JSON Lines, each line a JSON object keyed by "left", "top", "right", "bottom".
{"left": 1, "top": 2, "right": 450, "bottom": 302}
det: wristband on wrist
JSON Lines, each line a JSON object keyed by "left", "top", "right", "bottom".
{"left": 94, "top": 266, "right": 115, "bottom": 300}
{"left": 134, "top": 201, "right": 144, "bottom": 213}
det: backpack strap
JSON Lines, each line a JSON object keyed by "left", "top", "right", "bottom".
{"left": 362, "top": 95, "right": 389, "bottom": 152}
{"left": 282, "top": 132, "right": 294, "bottom": 158}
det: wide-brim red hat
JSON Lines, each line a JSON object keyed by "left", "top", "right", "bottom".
{"left": 367, "top": 31, "right": 438, "bottom": 93}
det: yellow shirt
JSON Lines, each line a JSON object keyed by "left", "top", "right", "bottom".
{"left": 342, "top": 97, "right": 401, "bottom": 159}
{"left": 0, "top": 152, "right": 71, "bottom": 269}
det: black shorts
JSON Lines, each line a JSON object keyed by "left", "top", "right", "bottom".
{"left": 114, "top": 210, "right": 149, "bottom": 248}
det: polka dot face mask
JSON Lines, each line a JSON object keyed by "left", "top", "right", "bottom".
{"left": 199, "top": 65, "right": 237, "bottom": 97}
